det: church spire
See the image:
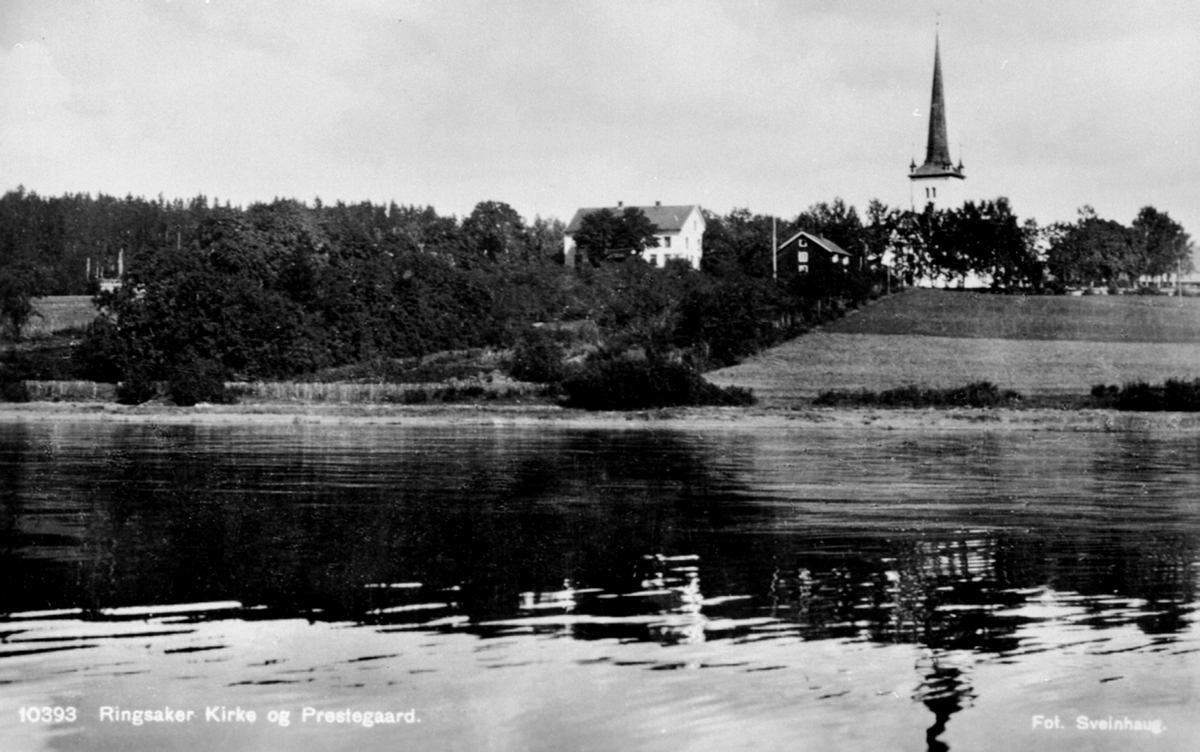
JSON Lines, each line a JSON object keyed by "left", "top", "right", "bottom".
{"left": 925, "top": 35, "right": 952, "bottom": 169}
{"left": 911, "top": 33, "right": 964, "bottom": 181}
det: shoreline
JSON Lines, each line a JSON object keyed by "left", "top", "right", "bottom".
{"left": 2, "top": 400, "right": 1199, "bottom": 432}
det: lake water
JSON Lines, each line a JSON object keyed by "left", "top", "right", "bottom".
{"left": 2, "top": 421, "right": 1198, "bottom": 751}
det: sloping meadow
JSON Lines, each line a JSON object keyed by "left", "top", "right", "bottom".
{"left": 707, "top": 290, "right": 1200, "bottom": 406}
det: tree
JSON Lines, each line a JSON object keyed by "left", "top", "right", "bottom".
{"left": 791, "top": 199, "right": 864, "bottom": 259}
{"left": 940, "top": 198, "right": 1040, "bottom": 289}
{"left": 524, "top": 216, "right": 566, "bottom": 264}
{"left": 891, "top": 205, "right": 940, "bottom": 285}
{"left": 462, "top": 201, "right": 527, "bottom": 261}
{"left": 387, "top": 203, "right": 462, "bottom": 258}
{"left": 1046, "top": 207, "right": 1142, "bottom": 288}
{"left": 1133, "top": 206, "right": 1194, "bottom": 282}
{"left": 572, "top": 208, "right": 659, "bottom": 266}
{"left": 699, "top": 208, "right": 776, "bottom": 278}
{"left": 862, "top": 200, "right": 900, "bottom": 268}
{"left": 0, "top": 263, "right": 47, "bottom": 340}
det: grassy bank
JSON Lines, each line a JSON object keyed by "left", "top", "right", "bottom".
{"left": 708, "top": 290, "right": 1200, "bottom": 407}
{"left": 824, "top": 289, "right": 1200, "bottom": 342}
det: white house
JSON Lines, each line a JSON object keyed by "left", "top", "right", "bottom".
{"left": 563, "top": 202, "right": 705, "bottom": 269}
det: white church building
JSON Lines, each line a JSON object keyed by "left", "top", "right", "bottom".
{"left": 900, "top": 34, "right": 995, "bottom": 289}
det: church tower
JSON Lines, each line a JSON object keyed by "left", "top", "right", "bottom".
{"left": 909, "top": 34, "right": 965, "bottom": 209}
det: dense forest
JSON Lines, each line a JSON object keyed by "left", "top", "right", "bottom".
{"left": 0, "top": 187, "right": 1193, "bottom": 406}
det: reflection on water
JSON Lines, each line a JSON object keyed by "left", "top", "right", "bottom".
{"left": 1, "top": 422, "right": 1198, "bottom": 751}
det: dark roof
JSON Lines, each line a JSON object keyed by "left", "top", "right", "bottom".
{"left": 565, "top": 205, "right": 700, "bottom": 234}
{"left": 779, "top": 230, "right": 851, "bottom": 257}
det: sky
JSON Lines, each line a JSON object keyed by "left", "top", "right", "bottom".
{"left": 2, "top": 0, "right": 1198, "bottom": 246}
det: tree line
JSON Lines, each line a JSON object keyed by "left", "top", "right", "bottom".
{"left": 22, "top": 192, "right": 881, "bottom": 400}
{"left": 0, "top": 187, "right": 1193, "bottom": 401}
{"left": 709, "top": 197, "right": 1193, "bottom": 292}
{"left": 1044, "top": 206, "right": 1193, "bottom": 290}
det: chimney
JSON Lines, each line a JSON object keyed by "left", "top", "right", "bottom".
{"left": 617, "top": 201, "right": 623, "bottom": 208}
{"left": 655, "top": 201, "right": 661, "bottom": 207}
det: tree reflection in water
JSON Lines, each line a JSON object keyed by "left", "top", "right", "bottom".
{"left": 915, "top": 654, "right": 976, "bottom": 752}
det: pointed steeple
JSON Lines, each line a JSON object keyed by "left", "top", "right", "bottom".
{"left": 925, "top": 35, "right": 952, "bottom": 168}
{"left": 911, "top": 34, "right": 964, "bottom": 181}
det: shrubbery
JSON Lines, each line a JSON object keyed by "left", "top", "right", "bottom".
{"left": 561, "top": 355, "right": 755, "bottom": 410}
{"left": 74, "top": 317, "right": 125, "bottom": 382}
{"left": 115, "top": 368, "right": 158, "bottom": 405}
{"left": 0, "top": 351, "right": 33, "bottom": 402}
{"left": 167, "top": 357, "right": 235, "bottom": 406}
{"left": 508, "top": 329, "right": 566, "bottom": 383}
{"left": 814, "top": 381, "right": 1022, "bottom": 408}
{"left": 0, "top": 371, "right": 30, "bottom": 402}
{"left": 1090, "top": 379, "right": 1200, "bottom": 411}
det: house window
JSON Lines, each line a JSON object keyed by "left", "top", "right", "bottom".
{"left": 797, "top": 251, "right": 809, "bottom": 263}
{"left": 685, "top": 237, "right": 690, "bottom": 249}
{"left": 932, "top": 186, "right": 937, "bottom": 198}
{"left": 663, "top": 237, "right": 671, "bottom": 248}
{"left": 651, "top": 255, "right": 659, "bottom": 266}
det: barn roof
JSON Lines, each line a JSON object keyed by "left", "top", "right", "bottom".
{"left": 565, "top": 205, "right": 700, "bottom": 234}
{"left": 779, "top": 230, "right": 852, "bottom": 257}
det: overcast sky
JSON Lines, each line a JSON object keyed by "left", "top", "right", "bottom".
{"left": 2, "top": 0, "right": 1197, "bottom": 242}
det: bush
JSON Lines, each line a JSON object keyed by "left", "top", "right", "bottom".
{"left": 1090, "top": 383, "right": 1119, "bottom": 408}
{"left": 1164, "top": 378, "right": 1200, "bottom": 410}
{"left": 1090, "top": 379, "right": 1200, "bottom": 412}
{"left": 0, "top": 351, "right": 32, "bottom": 402}
{"left": 562, "top": 355, "right": 755, "bottom": 410}
{"left": 1042, "top": 279, "right": 1068, "bottom": 296}
{"left": 116, "top": 372, "right": 158, "bottom": 405}
{"left": 814, "top": 381, "right": 1022, "bottom": 408}
{"left": 0, "top": 376, "right": 30, "bottom": 402}
{"left": 1115, "top": 381, "right": 1162, "bottom": 411}
{"left": 508, "top": 329, "right": 566, "bottom": 383}
{"left": 74, "top": 317, "right": 125, "bottom": 383}
{"left": 458, "top": 384, "right": 486, "bottom": 399}
{"left": 402, "top": 389, "right": 429, "bottom": 405}
{"left": 167, "top": 358, "right": 235, "bottom": 406}
{"left": 942, "top": 381, "right": 1020, "bottom": 407}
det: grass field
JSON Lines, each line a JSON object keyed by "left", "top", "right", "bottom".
{"left": 825, "top": 289, "right": 1200, "bottom": 343}
{"left": 25, "top": 296, "right": 99, "bottom": 338}
{"left": 708, "top": 289, "right": 1200, "bottom": 406}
